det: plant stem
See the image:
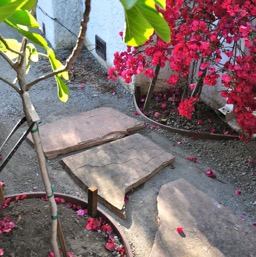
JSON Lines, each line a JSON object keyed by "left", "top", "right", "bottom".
{"left": 143, "top": 64, "right": 160, "bottom": 112}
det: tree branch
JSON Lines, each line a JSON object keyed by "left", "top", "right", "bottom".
{"left": 0, "top": 76, "right": 20, "bottom": 93}
{"left": 25, "top": 0, "right": 91, "bottom": 91}
{"left": 0, "top": 34, "right": 22, "bottom": 55}
{"left": 0, "top": 49, "right": 16, "bottom": 69}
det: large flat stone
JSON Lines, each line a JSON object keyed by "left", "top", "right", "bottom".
{"left": 27, "top": 107, "right": 144, "bottom": 159}
{"left": 61, "top": 134, "right": 174, "bottom": 219}
{"left": 150, "top": 179, "right": 256, "bottom": 257}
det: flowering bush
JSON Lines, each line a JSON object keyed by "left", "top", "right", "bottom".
{"left": 108, "top": 0, "right": 256, "bottom": 138}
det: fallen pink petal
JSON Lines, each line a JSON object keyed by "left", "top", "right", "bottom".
{"left": 235, "top": 190, "right": 241, "bottom": 195}
{"left": 133, "top": 111, "right": 140, "bottom": 116}
{"left": 197, "top": 120, "right": 203, "bottom": 125}
{"left": 176, "top": 227, "right": 183, "bottom": 233}
{"left": 79, "top": 84, "right": 85, "bottom": 89}
{"left": 124, "top": 195, "right": 129, "bottom": 203}
{"left": 0, "top": 249, "right": 4, "bottom": 256}
{"left": 154, "top": 112, "right": 160, "bottom": 117}
{"left": 205, "top": 169, "right": 217, "bottom": 179}
{"left": 186, "top": 157, "right": 198, "bottom": 162}
{"left": 76, "top": 209, "right": 87, "bottom": 216}
{"left": 105, "top": 239, "right": 117, "bottom": 251}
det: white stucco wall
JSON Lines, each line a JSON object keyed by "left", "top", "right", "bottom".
{"left": 84, "top": 1, "right": 127, "bottom": 70}
{"left": 36, "top": 0, "right": 83, "bottom": 49}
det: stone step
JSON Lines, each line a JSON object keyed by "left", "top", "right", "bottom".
{"left": 150, "top": 179, "right": 256, "bottom": 257}
{"left": 27, "top": 107, "right": 144, "bottom": 159}
{"left": 61, "top": 133, "right": 175, "bottom": 219}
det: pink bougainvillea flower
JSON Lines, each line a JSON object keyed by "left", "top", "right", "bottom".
{"left": 112, "top": 91, "right": 117, "bottom": 95}
{"left": 205, "top": 169, "right": 217, "bottom": 179}
{"left": 186, "top": 157, "right": 198, "bottom": 162}
{"left": 0, "top": 181, "right": 4, "bottom": 187}
{"left": 124, "top": 195, "right": 129, "bottom": 203}
{"left": 105, "top": 239, "right": 117, "bottom": 252}
{"left": 55, "top": 197, "right": 65, "bottom": 204}
{"left": 189, "top": 83, "right": 196, "bottom": 90}
{"left": 161, "top": 102, "right": 167, "bottom": 109}
{"left": 0, "top": 217, "right": 15, "bottom": 234}
{"left": 20, "top": 194, "right": 27, "bottom": 200}
{"left": 197, "top": 120, "right": 203, "bottom": 125}
{"left": 177, "top": 141, "right": 183, "bottom": 145}
{"left": 200, "top": 62, "right": 210, "bottom": 70}
{"left": 133, "top": 111, "right": 139, "bottom": 116}
{"left": 79, "top": 84, "right": 85, "bottom": 89}
{"left": 76, "top": 209, "right": 87, "bottom": 216}
{"left": 235, "top": 190, "right": 241, "bottom": 195}
{"left": 150, "top": 125, "right": 160, "bottom": 129}
{"left": 154, "top": 112, "right": 160, "bottom": 117}
{"left": 48, "top": 252, "right": 55, "bottom": 257}
{"left": 210, "top": 127, "right": 216, "bottom": 133}
{"left": 176, "top": 227, "right": 183, "bottom": 233}
{"left": 0, "top": 248, "right": 4, "bottom": 256}
{"left": 101, "top": 223, "right": 113, "bottom": 235}
{"left": 85, "top": 217, "right": 102, "bottom": 231}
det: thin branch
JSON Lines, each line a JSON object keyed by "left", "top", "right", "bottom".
{"left": 0, "top": 49, "right": 16, "bottom": 69}
{"left": 25, "top": 0, "right": 91, "bottom": 91}
{"left": 0, "top": 34, "right": 22, "bottom": 55}
{"left": 0, "top": 76, "right": 20, "bottom": 93}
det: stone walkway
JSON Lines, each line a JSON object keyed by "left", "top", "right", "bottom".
{"left": 27, "top": 107, "right": 144, "bottom": 159}
{"left": 61, "top": 133, "right": 174, "bottom": 218}
{"left": 150, "top": 179, "right": 256, "bottom": 257}
{"left": 28, "top": 107, "right": 256, "bottom": 256}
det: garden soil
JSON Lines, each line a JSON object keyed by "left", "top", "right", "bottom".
{"left": 0, "top": 24, "right": 256, "bottom": 256}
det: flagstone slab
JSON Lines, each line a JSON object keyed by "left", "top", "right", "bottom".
{"left": 61, "top": 133, "right": 175, "bottom": 219}
{"left": 150, "top": 179, "right": 256, "bottom": 257}
{"left": 27, "top": 107, "right": 144, "bottom": 159}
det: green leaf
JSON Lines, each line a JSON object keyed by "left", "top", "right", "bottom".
{"left": 26, "top": 43, "right": 38, "bottom": 62}
{"left": 0, "top": 0, "right": 30, "bottom": 22}
{"left": 5, "top": 19, "right": 49, "bottom": 48}
{"left": 123, "top": 0, "right": 170, "bottom": 46}
{"left": 20, "top": 0, "right": 37, "bottom": 10}
{"left": 55, "top": 75, "right": 69, "bottom": 103}
{"left": 8, "top": 10, "right": 39, "bottom": 28}
{"left": 155, "top": 0, "right": 166, "bottom": 9}
{"left": 137, "top": 0, "right": 170, "bottom": 42}
{"left": 121, "top": 0, "right": 138, "bottom": 10}
{"left": 47, "top": 49, "right": 69, "bottom": 80}
{"left": 0, "top": 38, "right": 21, "bottom": 60}
{"left": 124, "top": 6, "right": 154, "bottom": 46}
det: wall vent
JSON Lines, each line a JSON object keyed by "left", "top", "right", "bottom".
{"left": 95, "top": 35, "right": 106, "bottom": 61}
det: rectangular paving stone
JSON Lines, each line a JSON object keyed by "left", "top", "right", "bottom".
{"left": 27, "top": 107, "right": 144, "bottom": 159}
{"left": 61, "top": 133, "right": 175, "bottom": 219}
{"left": 150, "top": 179, "right": 256, "bottom": 257}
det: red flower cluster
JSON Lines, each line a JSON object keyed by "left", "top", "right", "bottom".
{"left": 109, "top": 0, "right": 256, "bottom": 138}
{"left": 0, "top": 217, "right": 15, "bottom": 234}
{"left": 178, "top": 97, "right": 199, "bottom": 119}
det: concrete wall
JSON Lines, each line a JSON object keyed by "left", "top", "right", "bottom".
{"left": 37, "top": 0, "right": 83, "bottom": 49}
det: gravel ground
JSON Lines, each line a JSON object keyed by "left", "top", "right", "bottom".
{"left": 0, "top": 24, "right": 255, "bottom": 256}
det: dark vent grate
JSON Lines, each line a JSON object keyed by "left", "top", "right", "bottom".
{"left": 95, "top": 35, "right": 106, "bottom": 61}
